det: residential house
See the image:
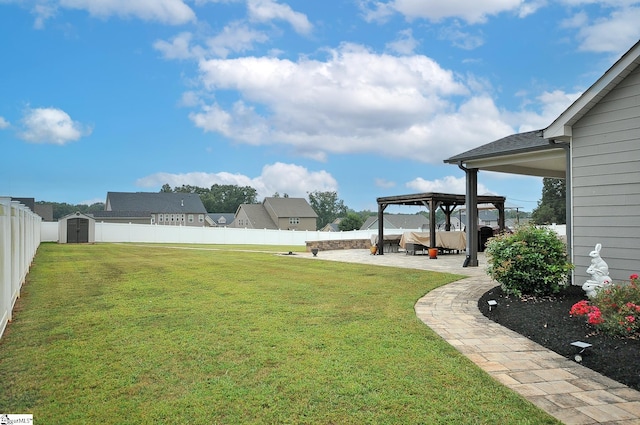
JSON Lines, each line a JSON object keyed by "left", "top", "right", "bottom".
{"left": 208, "top": 213, "right": 235, "bottom": 227}
{"left": 233, "top": 197, "right": 318, "bottom": 230}
{"left": 360, "top": 213, "right": 429, "bottom": 231}
{"left": 320, "top": 218, "right": 343, "bottom": 232}
{"left": 93, "top": 192, "right": 213, "bottom": 226}
{"left": 445, "top": 40, "right": 640, "bottom": 283}
{"left": 11, "top": 197, "right": 54, "bottom": 222}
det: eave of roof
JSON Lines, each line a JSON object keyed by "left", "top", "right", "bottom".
{"left": 444, "top": 130, "right": 548, "bottom": 163}
{"left": 443, "top": 131, "right": 567, "bottom": 178}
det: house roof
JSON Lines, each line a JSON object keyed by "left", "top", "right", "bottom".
{"left": 239, "top": 204, "right": 277, "bottom": 229}
{"left": 106, "top": 192, "right": 207, "bottom": 213}
{"left": 92, "top": 210, "right": 152, "bottom": 218}
{"left": 444, "top": 40, "right": 640, "bottom": 178}
{"left": 263, "top": 197, "right": 318, "bottom": 218}
{"left": 208, "top": 213, "right": 235, "bottom": 226}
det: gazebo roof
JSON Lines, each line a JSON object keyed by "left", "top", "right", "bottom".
{"left": 376, "top": 192, "right": 505, "bottom": 208}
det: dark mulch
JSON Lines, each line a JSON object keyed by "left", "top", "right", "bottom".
{"left": 478, "top": 284, "right": 640, "bottom": 391}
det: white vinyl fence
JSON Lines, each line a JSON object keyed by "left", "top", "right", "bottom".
{"left": 41, "top": 221, "right": 399, "bottom": 245}
{"left": 39, "top": 221, "right": 568, "bottom": 245}
{"left": 0, "top": 197, "right": 41, "bottom": 339}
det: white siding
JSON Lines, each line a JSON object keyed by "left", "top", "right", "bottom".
{"left": 572, "top": 66, "right": 640, "bottom": 283}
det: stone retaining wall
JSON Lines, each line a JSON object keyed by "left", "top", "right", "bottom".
{"left": 306, "top": 239, "right": 372, "bottom": 251}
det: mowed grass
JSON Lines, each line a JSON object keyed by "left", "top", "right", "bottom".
{"left": 0, "top": 243, "right": 559, "bottom": 424}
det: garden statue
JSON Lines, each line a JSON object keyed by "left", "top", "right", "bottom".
{"left": 582, "top": 243, "right": 612, "bottom": 298}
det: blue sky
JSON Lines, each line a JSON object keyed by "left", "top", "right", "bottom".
{"left": 1, "top": 0, "right": 639, "bottom": 212}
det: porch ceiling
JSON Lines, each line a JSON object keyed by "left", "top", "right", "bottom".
{"left": 462, "top": 148, "right": 567, "bottom": 178}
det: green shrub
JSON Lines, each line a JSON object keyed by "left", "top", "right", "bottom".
{"left": 485, "top": 225, "right": 573, "bottom": 296}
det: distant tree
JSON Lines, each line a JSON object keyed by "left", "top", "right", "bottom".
{"left": 308, "top": 191, "right": 348, "bottom": 230}
{"left": 160, "top": 184, "right": 172, "bottom": 193}
{"left": 207, "top": 184, "right": 258, "bottom": 212}
{"left": 531, "top": 178, "right": 566, "bottom": 224}
{"left": 38, "top": 201, "right": 105, "bottom": 220}
{"left": 161, "top": 183, "right": 258, "bottom": 213}
{"left": 271, "top": 192, "right": 289, "bottom": 198}
{"left": 338, "top": 212, "right": 364, "bottom": 231}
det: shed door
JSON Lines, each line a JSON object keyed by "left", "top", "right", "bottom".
{"left": 67, "top": 218, "right": 89, "bottom": 243}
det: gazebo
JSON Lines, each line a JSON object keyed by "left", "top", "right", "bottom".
{"left": 375, "top": 192, "right": 506, "bottom": 266}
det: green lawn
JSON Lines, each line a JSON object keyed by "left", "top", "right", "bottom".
{"left": 0, "top": 243, "right": 560, "bottom": 424}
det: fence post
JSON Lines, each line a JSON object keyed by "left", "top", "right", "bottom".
{"left": 0, "top": 197, "right": 11, "bottom": 334}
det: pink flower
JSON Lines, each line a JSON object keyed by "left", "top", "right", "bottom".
{"left": 587, "top": 307, "right": 604, "bottom": 325}
{"left": 570, "top": 300, "right": 593, "bottom": 316}
{"left": 630, "top": 273, "right": 639, "bottom": 280}
{"left": 626, "top": 315, "right": 635, "bottom": 323}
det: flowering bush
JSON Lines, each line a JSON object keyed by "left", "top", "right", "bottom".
{"left": 485, "top": 225, "right": 573, "bottom": 296}
{"left": 570, "top": 274, "right": 640, "bottom": 337}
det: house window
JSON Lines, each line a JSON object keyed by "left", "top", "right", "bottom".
{"left": 198, "top": 214, "right": 204, "bottom": 223}
{"left": 158, "top": 214, "right": 163, "bottom": 223}
{"left": 289, "top": 217, "right": 300, "bottom": 225}
{"left": 151, "top": 214, "right": 155, "bottom": 224}
{"left": 165, "top": 214, "right": 169, "bottom": 223}
{"left": 188, "top": 214, "right": 194, "bottom": 223}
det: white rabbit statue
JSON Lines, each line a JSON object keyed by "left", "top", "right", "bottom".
{"left": 582, "top": 243, "right": 612, "bottom": 298}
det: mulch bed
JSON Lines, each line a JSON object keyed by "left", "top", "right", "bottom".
{"left": 478, "top": 284, "right": 640, "bottom": 391}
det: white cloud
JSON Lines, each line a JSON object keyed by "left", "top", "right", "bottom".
{"left": 561, "top": 10, "right": 589, "bottom": 28}
{"left": 154, "top": 23, "right": 269, "bottom": 60}
{"left": 375, "top": 178, "right": 396, "bottom": 189}
{"left": 154, "top": 32, "right": 203, "bottom": 60}
{"left": 247, "top": 0, "right": 313, "bottom": 34}
{"left": 205, "top": 21, "right": 269, "bottom": 58}
{"left": 51, "top": 0, "right": 196, "bottom": 25}
{"left": 32, "top": 3, "right": 58, "bottom": 29}
{"left": 362, "top": 0, "right": 535, "bottom": 24}
{"left": 508, "top": 89, "right": 582, "bottom": 132}
{"left": 439, "top": 22, "right": 485, "bottom": 50}
{"left": 385, "top": 28, "right": 419, "bottom": 55}
{"left": 136, "top": 162, "right": 338, "bottom": 199}
{"left": 189, "top": 43, "right": 516, "bottom": 163}
{"left": 0, "top": 116, "right": 9, "bottom": 129}
{"left": 574, "top": 6, "right": 640, "bottom": 53}
{"left": 406, "top": 175, "right": 492, "bottom": 195}
{"left": 19, "top": 107, "right": 92, "bottom": 145}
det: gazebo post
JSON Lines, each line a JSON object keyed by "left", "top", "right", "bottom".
{"left": 428, "top": 199, "right": 437, "bottom": 249}
{"left": 377, "top": 202, "right": 386, "bottom": 255}
{"left": 460, "top": 164, "right": 479, "bottom": 267}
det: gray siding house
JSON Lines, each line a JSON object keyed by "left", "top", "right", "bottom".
{"left": 233, "top": 197, "right": 318, "bottom": 231}
{"left": 94, "top": 192, "right": 213, "bottom": 226}
{"left": 446, "top": 40, "right": 640, "bottom": 284}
